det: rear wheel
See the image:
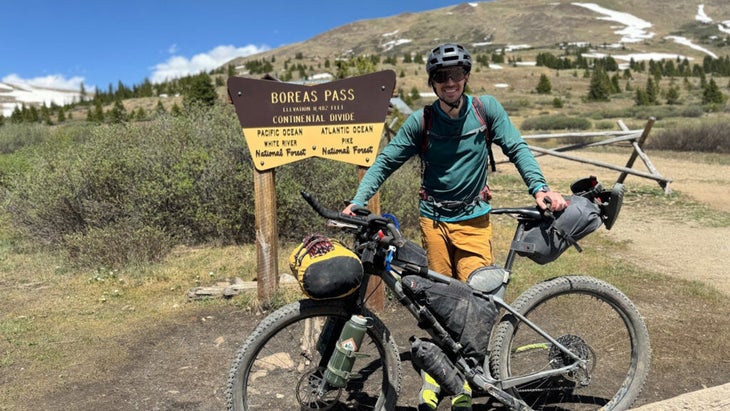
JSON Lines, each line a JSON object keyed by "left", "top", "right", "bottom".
{"left": 490, "top": 275, "right": 651, "bottom": 410}
{"left": 226, "top": 299, "right": 402, "bottom": 410}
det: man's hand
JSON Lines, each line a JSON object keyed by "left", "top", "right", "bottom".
{"left": 535, "top": 190, "right": 568, "bottom": 212}
{"left": 342, "top": 203, "right": 357, "bottom": 216}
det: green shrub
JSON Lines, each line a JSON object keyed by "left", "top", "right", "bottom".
{"left": 0, "top": 123, "right": 50, "bottom": 154}
{"left": 649, "top": 120, "right": 730, "bottom": 153}
{"left": 3, "top": 106, "right": 256, "bottom": 265}
{"left": 500, "top": 98, "right": 532, "bottom": 113}
{"left": 1, "top": 105, "right": 425, "bottom": 267}
{"left": 521, "top": 115, "right": 591, "bottom": 131}
{"left": 64, "top": 222, "right": 172, "bottom": 268}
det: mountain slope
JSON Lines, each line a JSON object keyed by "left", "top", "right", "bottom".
{"left": 1, "top": 81, "right": 82, "bottom": 117}
{"left": 3, "top": 0, "right": 729, "bottom": 117}
{"left": 228, "top": 0, "right": 730, "bottom": 67}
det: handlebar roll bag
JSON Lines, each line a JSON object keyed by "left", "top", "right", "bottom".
{"left": 289, "top": 234, "right": 363, "bottom": 300}
{"left": 513, "top": 195, "right": 602, "bottom": 265}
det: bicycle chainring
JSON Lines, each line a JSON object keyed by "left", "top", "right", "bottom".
{"left": 549, "top": 334, "right": 596, "bottom": 386}
{"left": 295, "top": 367, "right": 341, "bottom": 410}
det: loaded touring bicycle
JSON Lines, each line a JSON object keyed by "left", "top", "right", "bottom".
{"left": 226, "top": 176, "right": 650, "bottom": 411}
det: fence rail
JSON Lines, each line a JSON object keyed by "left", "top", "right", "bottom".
{"left": 506, "top": 117, "right": 672, "bottom": 193}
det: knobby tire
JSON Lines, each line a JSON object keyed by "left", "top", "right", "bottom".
{"left": 226, "top": 299, "right": 402, "bottom": 411}
{"left": 489, "top": 275, "right": 651, "bottom": 410}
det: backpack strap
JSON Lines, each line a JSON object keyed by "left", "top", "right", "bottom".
{"left": 418, "top": 104, "right": 434, "bottom": 158}
{"left": 471, "top": 97, "right": 496, "bottom": 172}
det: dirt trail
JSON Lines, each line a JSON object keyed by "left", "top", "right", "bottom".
{"left": 534, "top": 149, "right": 730, "bottom": 296}
{"left": 11, "top": 147, "right": 727, "bottom": 411}
{"left": 533, "top": 148, "right": 730, "bottom": 410}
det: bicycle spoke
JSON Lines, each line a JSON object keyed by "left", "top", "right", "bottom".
{"left": 227, "top": 301, "right": 401, "bottom": 411}
{"left": 511, "top": 294, "right": 633, "bottom": 409}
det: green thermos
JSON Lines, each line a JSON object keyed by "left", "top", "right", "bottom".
{"left": 324, "top": 315, "right": 368, "bottom": 387}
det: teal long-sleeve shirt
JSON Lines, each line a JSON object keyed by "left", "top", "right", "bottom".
{"left": 352, "top": 94, "right": 548, "bottom": 222}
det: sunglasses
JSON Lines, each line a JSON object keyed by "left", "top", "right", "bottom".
{"left": 431, "top": 67, "right": 467, "bottom": 83}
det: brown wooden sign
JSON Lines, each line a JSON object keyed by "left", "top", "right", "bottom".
{"left": 228, "top": 70, "right": 396, "bottom": 170}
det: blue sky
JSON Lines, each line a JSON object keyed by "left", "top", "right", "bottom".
{"left": 0, "top": 0, "right": 468, "bottom": 92}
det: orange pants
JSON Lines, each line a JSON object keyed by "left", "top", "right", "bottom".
{"left": 419, "top": 214, "right": 494, "bottom": 282}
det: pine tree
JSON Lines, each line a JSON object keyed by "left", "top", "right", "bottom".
{"left": 108, "top": 99, "right": 127, "bottom": 123}
{"left": 185, "top": 72, "right": 217, "bottom": 108}
{"left": 702, "top": 78, "right": 727, "bottom": 105}
{"left": 90, "top": 101, "right": 105, "bottom": 123}
{"left": 646, "top": 77, "right": 659, "bottom": 104}
{"left": 409, "top": 86, "right": 420, "bottom": 101}
{"left": 536, "top": 74, "right": 552, "bottom": 94}
{"left": 587, "top": 67, "right": 611, "bottom": 101}
{"left": 666, "top": 86, "right": 680, "bottom": 105}
{"left": 41, "top": 105, "right": 53, "bottom": 125}
{"left": 134, "top": 107, "right": 147, "bottom": 121}
{"left": 610, "top": 74, "right": 621, "bottom": 93}
{"left": 634, "top": 88, "right": 650, "bottom": 106}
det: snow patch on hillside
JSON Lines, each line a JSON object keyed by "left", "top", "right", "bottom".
{"left": 572, "top": 3, "right": 655, "bottom": 44}
{"left": 1, "top": 81, "right": 82, "bottom": 117}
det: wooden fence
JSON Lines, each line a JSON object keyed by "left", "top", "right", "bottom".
{"left": 504, "top": 117, "right": 672, "bottom": 193}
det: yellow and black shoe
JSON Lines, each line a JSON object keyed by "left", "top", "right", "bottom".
{"left": 418, "top": 371, "right": 441, "bottom": 411}
{"left": 451, "top": 380, "right": 473, "bottom": 411}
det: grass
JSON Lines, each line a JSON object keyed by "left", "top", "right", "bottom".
{"left": 1, "top": 169, "right": 729, "bottom": 408}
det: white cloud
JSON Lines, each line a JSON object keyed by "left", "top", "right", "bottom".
{"left": 1, "top": 73, "right": 85, "bottom": 91}
{"left": 150, "top": 44, "right": 269, "bottom": 83}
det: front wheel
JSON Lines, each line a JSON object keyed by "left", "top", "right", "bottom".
{"left": 489, "top": 275, "right": 651, "bottom": 410}
{"left": 226, "top": 299, "right": 402, "bottom": 410}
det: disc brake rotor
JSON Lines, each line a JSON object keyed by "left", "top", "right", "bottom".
{"left": 295, "top": 367, "right": 341, "bottom": 410}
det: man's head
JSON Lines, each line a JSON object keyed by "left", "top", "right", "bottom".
{"left": 426, "top": 43, "right": 472, "bottom": 109}
{"left": 426, "top": 43, "right": 472, "bottom": 87}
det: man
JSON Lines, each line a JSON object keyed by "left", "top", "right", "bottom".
{"left": 344, "top": 43, "right": 567, "bottom": 411}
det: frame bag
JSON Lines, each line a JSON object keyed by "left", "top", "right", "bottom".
{"left": 401, "top": 275, "right": 497, "bottom": 363}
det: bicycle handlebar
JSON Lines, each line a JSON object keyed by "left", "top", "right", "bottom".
{"left": 300, "top": 191, "right": 407, "bottom": 247}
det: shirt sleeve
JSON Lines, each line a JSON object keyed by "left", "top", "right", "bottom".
{"left": 351, "top": 110, "right": 423, "bottom": 206}
{"left": 481, "top": 96, "right": 548, "bottom": 195}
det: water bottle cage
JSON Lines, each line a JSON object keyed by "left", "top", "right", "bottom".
{"left": 325, "top": 365, "right": 363, "bottom": 381}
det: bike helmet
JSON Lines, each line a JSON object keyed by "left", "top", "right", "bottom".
{"left": 426, "top": 43, "right": 472, "bottom": 74}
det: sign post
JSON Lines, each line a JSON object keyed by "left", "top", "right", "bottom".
{"left": 228, "top": 71, "right": 396, "bottom": 303}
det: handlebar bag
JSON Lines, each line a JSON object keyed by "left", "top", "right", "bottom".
{"left": 570, "top": 176, "right": 625, "bottom": 230}
{"left": 513, "top": 195, "right": 603, "bottom": 264}
{"left": 289, "top": 234, "right": 363, "bottom": 300}
{"left": 402, "top": 275, "right": 497, "bottom": 363}
{"left": 393, "top": 240, "right": 428, "bottom": 269}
